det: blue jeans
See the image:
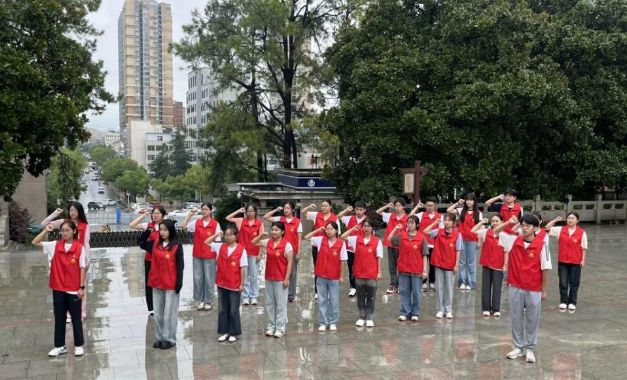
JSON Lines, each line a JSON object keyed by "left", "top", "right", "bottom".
{"left": 316, "top": 277, "right": 339, "bottom": 326}
{"left": 153, "top": 288, "right": 180, "bottom": 344}
{"left": 242, "top": 256, "right": 259, "bottom": 300}
{"left": 398, "top": 273, "right": 422, "bottom": 317}
{"left": 458, "top": 240, "right": 477, "bottom": 289}
{"left": 265, "top": 280, "right": 288, "bottom": 333}
{"left": 193, "top": 257, "right": 216, "bottom": 304}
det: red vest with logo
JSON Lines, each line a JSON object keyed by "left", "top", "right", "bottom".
{"left": 353, "top": 236, "right": 380, "bottom": 280}
{"left": 192, "top": 218, "right": 219, "bottom": 259}
{"left": 431, "top": 229, "right": 460, "bottom": 270}
{"left": 397, "top": 232, "right": 425, "bottom": 274}
{"left": 345, "top": 215, "right": 365, "bottom": 251}
{"left": 459, "top": 210, "right": 479, "bottom": 242}
{"left": 280, "top": 216, "right": 301, "bottom": 254}
{"left": 148, "top": 241, "right": 179, "bottom": 290}
{"left": 500, "top": 203, "right": 522, "bottom": 235}
{"left": 479, "top": 229, "right": 505, "bottom": 270}
{"left": 49, "top": 240, "right": 83, "bottom": 292}
{"left": 507, "top": 235, "right": 545, "bottom": 292}
{"left": 383, "top": 213, "right": 408, "bottom": 247}
{"left": 313, "top": 212, "right": 338, "bottom": 237}
{"left": 144, "top": 221, "right": 160, "bottom": 261}
{"left": 238, "top": 218, "right": 262, "bottom": 256}
{"left": 216, "top": 243, "right": 245, "bottom": 290}
{"left": 558, "top": 226, "right": 584, "bottom": 264}
{"left": 265, "top": 238, "right": 290, "bottom": 281}
{"left": 418, "top": 212, "right": 441, "bottom": 246}
{"left": 314, "top": 237, "right": 344, "bottom": 280}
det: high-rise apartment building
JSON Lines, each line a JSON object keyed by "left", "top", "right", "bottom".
{"left": 174, "top": 101, "right": 184, "bottom": 128}
{"left": 118, "top": 0, "right": 173, "bottom": 154}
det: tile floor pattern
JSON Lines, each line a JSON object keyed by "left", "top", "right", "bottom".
{"left": 0, "top": 225, "right": 626, "bottom": 379}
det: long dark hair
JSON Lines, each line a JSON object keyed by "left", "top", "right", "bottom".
{"left": 460, "top": 193, "right": 480, "bottom": 224}
{"left": 158, "top": 219, "right": 179, "bottom": 246}
{"left": 60, "top": 220, "right": 79, "bottom": 241}
{"left": 68, "top": 202, "right": 88, "bottom": 224}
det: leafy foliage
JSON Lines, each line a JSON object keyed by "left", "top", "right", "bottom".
{"left": 100, "top": 158, "right": 140, "bottom": 184}
{"left": 46, "top": 148, "right": 86, "bottom": 213}
{"left": 89, "top": 145, "right": 117, "bottom": 166}
{"left": 115, "top": 168, "right": 151, "bottom": 199}
{"left": 149, "top": 150, "right": 171, "bottom": 181}
{"left": 9, "top": 201, "right": 32, "bottom": 244}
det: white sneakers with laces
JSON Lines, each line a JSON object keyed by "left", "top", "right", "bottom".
{"left": 48, "top": 346, "right": 68, "bottom": 357}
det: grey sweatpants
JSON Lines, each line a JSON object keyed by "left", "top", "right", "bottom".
{"left": 509, "top": 286, "right": 542, "bottom": 351}
{"left": 435, "top": 267, "right": 454, "bottom": 313}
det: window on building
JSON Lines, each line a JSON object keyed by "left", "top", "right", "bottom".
{"left": 147, "top": 145, "right": 155, "bottom": 151}
{"left": 157, "top": 136, "right": 163, "bottom": 141}
{"left": 147, "top": 155, "right": 155, "bottom": 161}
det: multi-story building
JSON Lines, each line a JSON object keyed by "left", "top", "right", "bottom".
{"left": 145, "top": 132, "right": 172, "bottom": 172}
{"left": 174, "top": 101, "right": 184, "bottom": 128}
{"left": 104, "top": 131, "right": 120, "bottom": 147}
{"left": 118, "top": 0, "right": 173, "bottom": 155}
{"left": 127, "top": 120, "right": 163, "bottom": 169}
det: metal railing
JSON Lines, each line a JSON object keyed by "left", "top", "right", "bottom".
{"left": 48, "top": 229, "right": 194, "bottom": 248}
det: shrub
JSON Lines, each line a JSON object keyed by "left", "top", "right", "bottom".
{"left": 9, "top": 202, "right": 32, "bottom": 243}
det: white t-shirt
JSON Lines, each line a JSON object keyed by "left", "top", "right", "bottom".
{"left": 306, "top": 212, "right": 341, "bottom": 233}
{"left": 346, "top": 236, "right": 383, "bottom": 258}
{"left": 340, "top": 215, "right": 366, "bottom": 226}
{"left": 549, "top": 227, "right": 588, "bottom": 249}
{"left": 455, "top": 208, "right": 483, "bottom": 221}
{"left": 310, "top": 237, "right": 348, "bottom": 260}
{"left": 271, "top": 216, "right": 303, "bottom": 232}
{"left": 209, "top": 243, "right": 248, "bottom": 266}
{"left": 260, "top": 239, "right": 294, "bottom": 256}
{"left": 500, "top": 234, "right": 552, "bottom": 270}
{"left": 42, "top": 241, "right": 87, "bottom": 295}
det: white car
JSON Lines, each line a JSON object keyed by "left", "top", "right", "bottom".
{"left": 103, "top": 199, "right": 117, "bottom": 206}
{"left": 97, "top": 186, "right": 105, "bottom": 194}
{"left": 168, "top": 210, "right": 190, "bottom": 218}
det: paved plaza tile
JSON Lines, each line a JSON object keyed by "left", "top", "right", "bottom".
{"left": 0, "top": 224, "right": 626, "bottom": 379}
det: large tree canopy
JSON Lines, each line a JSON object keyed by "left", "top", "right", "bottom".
{"left": 0, "top": 0, "right": 113, "bottom": 198}
{"left": 321, "top": 0, "right": 627, "bottom": 203}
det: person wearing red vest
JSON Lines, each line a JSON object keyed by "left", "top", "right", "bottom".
{"left": 138, "top": 219, "right": 184, "bottom": 350}
{"left": 388, "top": 215, "right": 429, "bottom": 322}
{"left": 338, "top": 200, "right": 368, "bottom": 297}
{"left": 546, "top": 213, "right": 587, "bottom": 311}
{"left": 205, "top": 226, "right": 248, "bottom": 343}
{"left": 42, "top": 202, "right": 91, "bottom": 320}
{"left": 303, "top": 200, "right": 340, "bottom": 298}
{"left": 264, "top": 201, "right": 303, "bottom": 302}
{"left": 376, "top": 198, "right": 409, "bottom": 294}
{"left": 498, "top": 215, "right": 552, "bottom": 364}
{"left": 341, "top": 219, "right": 383, "bottom": 328}
{"left": 415, "top": 197, "right": 442, "bottom": 291}
{"left": 424, "top": 213, "right": 462, "bottom": 319}
{"left": 252, "top": 222, "right": 294, "bottom": 338}
{"left": 471, "top": 215, "right": 508, "bottom": 316}
{"left": 447, "top": 193, "right": 483, "bottom": 291}
{"left": 305, "top": 221, "right": 347, "bottom": 332}
{"left": 486, "top": 189, "right": 524, "bottom": 236}
{"left": 130, "top": 205, "right": 167, "bottom": 314}
{"left": 33, "top": 222, "right": 87, "bottom": 358}
{"left": 226, "top": 204, "right": 265, "bottom": 306}
{"left": 182, "top": 203, "right": 222, "bottom": 311}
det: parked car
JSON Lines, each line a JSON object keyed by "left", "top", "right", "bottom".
{"left": 97, "top": 186, "right": 105, "bottom": 194}
{"left": 88, "top": 202, "right": 106, "bottom": 210}
{"left": 103, "top": 199, "right": 117, "bottom": 206}
{"left": 168, "top": 210, "right": 189, "bottom": 218}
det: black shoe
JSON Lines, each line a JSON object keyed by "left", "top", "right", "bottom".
{"left": 160, "top": 342, "right": 176, "bottom": 349}
{"left": 153, "top": 341, "right": 162, "bottom": 348}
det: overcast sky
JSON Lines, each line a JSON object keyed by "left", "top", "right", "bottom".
{"left": 85, "top": 0, "right": 207, "bottom": 132}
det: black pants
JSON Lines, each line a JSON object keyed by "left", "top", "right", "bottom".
{"left": 312, "top": 246, "right": 318, "bottom": 293}
{"left": 217, "top": 287, "right": 242, "bottom": 336}
{"left": 355, "top": 278, "right": 377, "bottom": 320}
{"left": 422, "top": 248, "right": 436, "bottom": 285}
{"left": 387, "top": 247, "right": 399, "bottom": 287}
{"left": 53, "top": 290, "right": 84, "bottom": 348}
{"left": 481, "top": 266, "right": 503, "bottom": 313}
{"left": 347, "top": 251, "right": 356, "bottom": 289}
{"left": 145, "top": 260, "right": 153, "bottom": 312}
{"left": 558, "top": 262, "right": 582, "bottom": 305}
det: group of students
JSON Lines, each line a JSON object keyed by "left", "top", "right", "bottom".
{"left": 33, "top": 190, "right": 588, "bottom": 364}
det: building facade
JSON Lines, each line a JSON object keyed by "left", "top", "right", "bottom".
{"left": 127, "top": 120, "right": 163, "bottom": 169}
{"left": 145, "top": 132, "right": 172, "bottom": 173}
{"left": 104, "top": 131, "right": 120, "bottom": 147}
{"left": 174, "top": 101, "right": 184, "bottom": 128}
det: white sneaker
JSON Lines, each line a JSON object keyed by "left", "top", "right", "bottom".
{"left": 265, "top": 330, "right": 274, "bottom": 337}
{"left": 507, "top": 348, "right": 524, "bottom": 359}
{"left": 329, "top": 324, "right": 337, "bottom": 331}
{"left": 74, "top": 346, "right": 84, "bottom": 356}
{"left": 411, "top": 316, "right": 419, "bottom": 321}
{"left": 273, "top": 331, "right": 284, "bottom": 338}
{"left": 348, "top": 288, "right": 357, "bottom": 297}
{"left": 422, "top": 283, "right": 428, "bottom": 292}
{"left": 251, "top": 299, "right": 258, "bottom": 305}
{"left": 446, "top": 312, "right": 453, "bottom": 319}
{"left": 398, "top": 315, "right": 408, "bottom": 321}
{"left": 218, "top": 334, "right": 229, "bottom": 342}
{"left": 559, "top": 303, "right": 567, "bottom": 310}
{"left": 525, "top": 349, "right": 536, "bottom": 363}
{"left": 568, "top": 304, "right": 576, "bottom": 310}
{"left": 483, "top": 311, "right": 490, "bottom": 317}
{"left": 66, "top": 317, "right": 71, "bottom": 324}
{"left": 494, "top": 311, "right": 501, "bottom": 317}
{"left": 429, "top": 283, "right": 436, "bottom": 290}
{"left": 465, "top": 285, "right": 472, "bottom": 290}
{"left": 204, "top": 303, "right": 212, "bottom": 311}
{"left": 460, "top": 285, "right": 466, "bottom": 291}
{"left": 318, "top": 325, "right": 326, "bottom": 332}
{"left": 435, "top": 312, "right": 444, "bottom": 319}
{"left": 228, "top": 336, "right": 237, "bottom": 342}
{"left": 197, "top": 302, "right": 205, "bottom": 311}
{"left": 48, "top": 346, "right": 67, "bottom": 357}
{"left": 355, "top": 319, "right": 365, "bottom": 327}
{"left": 242, "top": 299, "right": 250, "bottom": 306}
{"left": 366, "top": 320, "right": 374, "bottom": 327}
{"left": 314, "top": 293, "right": 318, "bottom": 300}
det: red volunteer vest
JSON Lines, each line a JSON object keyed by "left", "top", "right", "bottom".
{"left": 479, "top": 229, "right": 505, "bottom": 270}
{"left": 144, "top": 221, "right": 160, "bottom": 261}
{"left": 345, "top": 215, "right": 365, "bottom": 251}
{"left": 459, "top": 210, "right": 479, "bottom": 242}
{"left": 500, "top": 203, "right": 522, "bottom": 235}
{"left": 397, "top": 231, "right": 425, "bottom": 274}
{"left": 558, "top": 226, "right": 584, "bottom": 264}
{"left": 353, "top": 236, "right": 380, "bottom": 280}
{"left": 418, "top": 212, "right": 441, "bottom": 247}
{"left": 64, "top": 219, "right": 88, "bottom": 246}
{"left": 216, "top": 243, "right": 245, "bottom": 290}
{"left": 507, "top": 235, "right": 545, "bottom": 292}
{"left": 238, "top": 218, "right": 262, "bottom": 256}
{"left": 313, "top": 212, "right": 338, "bottom": 237}
{"left": 147, "top": 241, "right": 179, "bottom": 290}
{"left": 383, "top": 213, "right": 408, "bottom": 247}
{"left": 280, "top": 216, "right": 301, "bottom": 254}
{"left": 192, "top": 218, "right": 219, "bottom": 259}
{"left": 265, "top": 238, "right": 289, "bottom": 281}
{"left": 49, "top": 240, "right": 83, "bottom": 292}
{"left": 431, "top": 229, "right": 460, "bottom": 270}
{"left": 314, "top": 237, "right": 344, "bottom": 280}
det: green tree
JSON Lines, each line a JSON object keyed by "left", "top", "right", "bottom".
{"left": 149, "top": 150, "right": 171, "bottom": 180}
{"left": 101, "top": 158, "right": 140, "bottom": 184}
{"left": 46, "top": 148, "right": 86, "bottom": 212}
{"left": 184, "top": 165, "right": 209, "bottom": 200}
{"left": 89, "top": 145, "right": 117, "bottom": 166}
{"left": 169, "top": 129, "right": 191, "bottom": 177}
{"left": 0, "top": 0, "right": 114, "bottom": 198}
{"left": 116, "top": 169, "right": 151, "bottom": 199}
{"left": 322, "top": 0, "right": 627, "bottom": 202}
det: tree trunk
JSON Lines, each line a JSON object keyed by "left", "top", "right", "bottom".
{"left": 256, "top": 150, "right": 264, "bottom": 181}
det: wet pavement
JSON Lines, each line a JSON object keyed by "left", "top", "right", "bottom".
{"left": 1, "top": 224, "right": 626, "bottom": 379}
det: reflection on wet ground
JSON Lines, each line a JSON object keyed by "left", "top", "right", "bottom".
{"left": 1, "top": 225, "right": 627, "bottom": 379}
